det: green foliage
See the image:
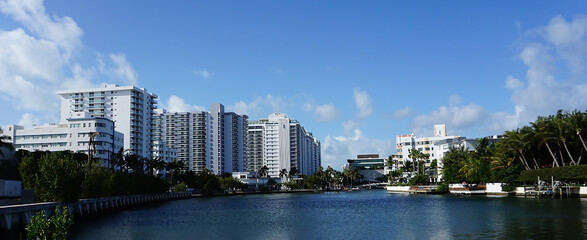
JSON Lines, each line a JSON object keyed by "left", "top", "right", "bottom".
{"left": 441, "top": 146, "right": 468, "bottom": 184}
{"left": 436, "top": 182, "right": 449, "bottom": 193}
{"left": 283, "top": 180, "right": 304, "bottom": 190}
{"left": 18, "top": 150, "right": 169, "bottom": 203}
{"left": 219, "top": 176, "right": 247, "bottom": 191}
{"left": 173, "top": 182, "right": 188, "bottom": 192}
{"left": 518, "top": 164, "right": 587, "bottom": 182}
{"left": 304, "top": 174, "right": 322, "bottom": 189}
{"left": 23, "top": 151, "right": 84, "bottom": 203}
{"left": 26, "top": 206, "right": 73, "bottom": 240}
{"left": 408, "top": 174, "right": 428, "bottom": 185}
{"left": 81, "top": 161, "right": 115, "bottom": 198}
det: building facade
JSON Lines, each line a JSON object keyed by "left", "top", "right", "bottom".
{"left": 57, "top": 84, "right": 158, "bottom": 158}
{"left": 247, "top": 113, "right": 321, "bottom": 178}
{"left": 3, "top": 114, "right": 123, "bottom": 165}
{"left": 393, "top": 124, "right": 464, "bottom": 171}
{"left": 152, "top": 104, "right": 247, "bottom": 175}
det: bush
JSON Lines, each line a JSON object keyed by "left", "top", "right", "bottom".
{"left": 26, "top": 206, "right": 73, "bottom": 240}
{"left": 22, "top": 152, "right": 84, "bottom": 203}
{"left": 436, "top": 183, "right": 449, "bottom": 192}
{"left": 408, "top": 174, "right": 428, "bottom": 185}
{"left": 173, "top": 182, "right": 188, "bottom": 192}
{"left": 81, "top": 162, "right": 115, "bottom": 198}
{"left": 518, "top": 165, "right": 587, "bottom": 182}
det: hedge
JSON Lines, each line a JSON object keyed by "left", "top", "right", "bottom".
{"left": 518, "top": 165, "right": 587, "bottom": 182}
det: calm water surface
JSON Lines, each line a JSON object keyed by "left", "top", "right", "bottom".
{"left": 71, "top": 190, "right": 587, "bottom": 239}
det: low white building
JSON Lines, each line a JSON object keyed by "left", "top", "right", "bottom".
{"left": 394, "top": 124, "right": 464, "bottom": 171}
{"left": 2, "top": 113, "right": 123, "bottom": 165}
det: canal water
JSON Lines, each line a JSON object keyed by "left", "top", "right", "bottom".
{"left": 71, "top": 190, "right": 587, "bottom": 239}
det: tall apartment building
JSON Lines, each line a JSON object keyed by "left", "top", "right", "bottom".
{"left": 57, "top": 84, "right": 158, "bottom": 158}
{"left": 247, "top": 113, "right": 320, "bottom": 178}
{"left": 152, "top": 104, "right": 247, "bottom": 175}
{"left": 2, "top": 113, "right": 123, "bottom": 164}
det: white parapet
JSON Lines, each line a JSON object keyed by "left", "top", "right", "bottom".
{"left": 486, "top": 183, "right": 509, "bottom": 195}
{"left": 386, "top": 186, "right": 411, "bottom": 192}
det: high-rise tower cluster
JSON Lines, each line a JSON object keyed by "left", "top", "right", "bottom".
{"left": 3, "top": 84, "right": 321, "bottom": 176}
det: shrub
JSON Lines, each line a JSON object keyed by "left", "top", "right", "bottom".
{"left": 436, "top": 183, "right": 449, "bottom": 192}
{"left": 173, "top": 182, "right": 188, "bottom": 192}
{"left": 26, "top": 206, "right": 73, "bottom": 240}
{"left": 518, "top": 165, "right": 587, "bottom": 182}
{"left": 408, "top": 174, "right": 428, "bottom": 185}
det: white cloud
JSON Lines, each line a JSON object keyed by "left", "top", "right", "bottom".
{"left": 165, "top": 95, "right": 206, "bottom": 112}
{"left": 540, "top": 15, "right": 587, "bottom": 74}
{"left": 17, "top": 113, "right": 39, "bottom": 128}
{"left": 109, "top": 53, "right": 138, "bottom": 86}
{"left": 342, "top": 120, "right": 360, "bottom": 135}
{"left": 0, "top": 0, "right": 83, "bottom": 60}
{"left": 302, "top": 99, "right": 340, "bottom": 122}
{"left": 505, "top": 75, "right": 524, "bottom": 89}
{"left": 194, "top": 69, "right": 212, "bottom": 79}
{"left": 412, "top": 98, "right": 487, "bottom": 136}
{"left": 448, "top": 95, "right": 461, "bottom": 106}
{"left": 353, "top": 87, "right": 373, "bottom": 118}
{"left": 392, "top": 107, "right": 415, "bottom": 120}
{"left": 314, "top": 103, "right": 339, "bottom": 121}
{"left": 0, "top": 0, "right": 139, "bottom": 125}
{"left": 412, "top": 16, "right": 587, "bottom": 137}
{"left": 227, "top": 94, "right": 287, "bottom": 118}
{"left": 494, "top": 15, "right": 587, "bottom": 131}
{"left": 321, "top": 128, "right": 394, "bottom": 170}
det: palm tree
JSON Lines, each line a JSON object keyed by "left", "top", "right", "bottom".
{"left": 533, "top": 118, "right": 560, "bottom": 167}
{"left": 554, "top": 110, "right": 577, "bottom": 165}
{"left": 259, "top": 165, "right": 269, "bottom": 185}
{"left": 569, "top": 110, "right": 587, "bottom": 164}
{"left": 490, "top": 156, "right": 514, "bottom": 172}
{"left": 502, "top": 130, "right": 531, "bottom": 170}
{"left": 166, "top": 160, "right": 184, "bottom": 185}
{"left": 279, "top": 168, "right": 288, "bottom": 182}
{"left": 459, "top": 154, "right": 481, "bottom": 183}
{"left": 289, "top": 167, "right": 298, "bottom": 178}
{"left": 408, "top": 149, "right": 420, "bottom": 173}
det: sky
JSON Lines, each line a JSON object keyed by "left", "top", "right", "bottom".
{"left": 1, "top": 0, "right": 587, "bottom": 170}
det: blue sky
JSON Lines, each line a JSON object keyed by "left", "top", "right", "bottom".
{"left": 1, "top": 0, "right": 587, "bottom": 169}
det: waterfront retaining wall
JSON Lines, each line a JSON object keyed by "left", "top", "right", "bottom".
{"left": 385, "top": 186, "right": 411, "bottom": 192}
{"left": 486, "top": 183, "right": 509, "bottom": 195}
{"left": 0, "top": 192, "right": 191, "bottom": 239}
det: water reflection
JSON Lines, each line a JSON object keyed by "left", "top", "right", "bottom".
{"left": 71, "top": 191, "right": 587, "bottom": 239}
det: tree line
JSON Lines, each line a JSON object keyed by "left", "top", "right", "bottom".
{"left": 440, "top": 109, "right": 587, "bottom": 190}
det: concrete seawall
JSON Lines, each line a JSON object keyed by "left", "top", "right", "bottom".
{"left": 0, "top": 192, "right": 191, "bottom": 239}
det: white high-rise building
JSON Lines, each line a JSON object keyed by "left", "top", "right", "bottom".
{"left": 247, "top": 113, "right": 320, "bottom": 178}
{"left": 2, "top": 113, "right": 123, "bottom": 165}
{"left": 152, "top": 104, "right": 247, "bottom": 175}
{"left": 57, "top": 84, "right": 158, "bottom": 158}
{"left": 150, "top": 109, "right": 178, "bottom": 167}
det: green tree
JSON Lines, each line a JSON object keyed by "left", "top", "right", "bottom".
{"left": 81, "top": 161, "right": 115, "bottom": 198}
{"left": 288, "top": 167, "right": 299, "bottom": 178}
{"left": 19, "top": 151, "right": 84, "bottom": 203}
{"left": 440, "top": 146, "right": 468, "bottom": 184}
{"left": 26, "top": 206, "right": 73, "bottom": 240}
{"left": 279, "top": 168, "right": 288, "bottom": 182}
